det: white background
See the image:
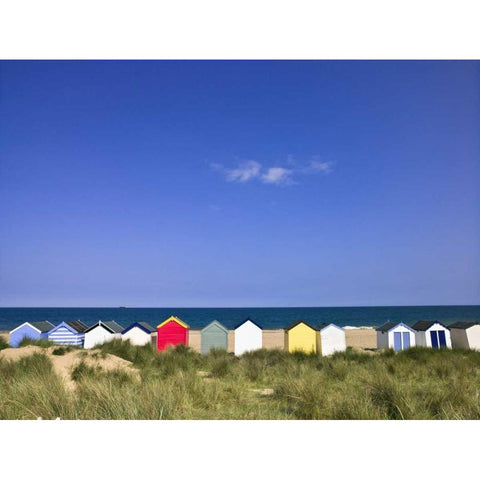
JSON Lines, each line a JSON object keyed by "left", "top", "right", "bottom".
{"left": 1, "top": 1, "right": 478, "bottom": 478}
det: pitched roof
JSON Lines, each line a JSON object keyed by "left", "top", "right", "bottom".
{"left": 66, "top": 320, "right": 88, "bottom": 333}
{"left": 9, "top": 321, "right": 55, "bottom": 335}
{"left": 376, "top": 322, "right": 416, "bottom": 333}
{"left": 157, "top": 316, "right": 189, "bottom": 329}
{"left": 85, "top": 320, "right": 124, "bottom": 334}
{"left": 104, "top": 320, "right": 124, "bottom": 333}
{"left": 233, "top": 317, "right": 263, "bottom": 330}
{"left": 449, "top": 321, "right": 478, "bottom": 330}
{"left": 285, "top": 320, "right": 317, "bottom": 331}
{"left": 376, "top": 322, "right": 397, "bottom": 332}
{"left": 411, "top": 320, "right": 450, "bottom": 331}
{"left": 317, "top": 323, "right": 344, "bottom": 332}
{"left": 31, "top": 321, "right": 55, "bottom": 333}
{"left": 201, "top": 320, "right": 228, "bottom": 333}
{"left": 122, "top": 321, "right": 155, "bottom": 335}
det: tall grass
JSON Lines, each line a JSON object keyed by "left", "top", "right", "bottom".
{"left": 0, "top": 337, "right": 9, "bottom": 351}
{"left": 1, "top": 344, "right": 480, "bottom": 419}
{"left": 18, "top": 337, "right": 55, "bottom": 348}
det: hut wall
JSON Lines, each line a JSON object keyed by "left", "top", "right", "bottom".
{"left": 188, "top": 330, "right": 202, "bottom": 353}
{"left": 376, "top": 331, "right": 389, "bottom": 349}
{"left": 422, "top": 325, "right": 452, "bottom": 348}
{"left": 450, "top": 329, "right": 469, "bottom": 349}
{"left": 227, "top": 330, "right": 235, "bottom": 353}
{"left": 319, "top": 326, "right": 346, "bottom": 356}
{"left": 122, "top": 327, "right": 152, "bottom": 346}
{"left": 387, "top": 326, "right": 416, "bottom": 350}
{"left": 201, "top": 324, "right": 228, "bottom": 354}
{"left": 48, "top": 325, "right": 84, "bottom": 346}
{"left": 9, "top": 324, "right": 41, "bottom": 348}
{"left": 234, "top": 321, "right": 263, "bottom": 356}
{"left": 415, "top": 331, "right": 427, "bottom": 347}
{"left": 84, "top": 326, "right": 116, "bottom": 349}
{"left": 157, "top": 321, "right": 188, "bottom": 351}
{"left": 286, "top": 323, "right": 317, "bottom": 353}
{"left": 466, "top": 325, "right": 480, "bottom": 350}
{"left": 262, "top": 330, "right": 284, "bottom": 350}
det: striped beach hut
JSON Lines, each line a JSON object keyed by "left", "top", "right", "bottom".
{"left": 122, "top": 322, "right": 156, "bottom": 346}
{"left": 201, "top": 320, "right": 229, "bottom": 354}
{"left": 412, "top": 320, "right": 451, "bottom": 349}
{"left": 376, "top": 322, "right": 416, "bottom": 351}
{"left": 285, "top": 320, "right": 318, "bottom": 354}
{"left": 449, "top": 322, "right": 480, "bottom": 351}
{"left": 84, "top": 321, "right": 124, "bottom": 349}
{"left": 157, "top": 316, "right": 189, "bottom": 351}
{"left": 317, "top": 323, "right": 346, "bottom": 356}
{"left": 234, "top": 318, "right": 263, "bottom": 356}
{"left": 47, "top": 320, "right": 87, "bottom": 347}
{"left": 9, "top": 321, "right": 55, "bottom": 348}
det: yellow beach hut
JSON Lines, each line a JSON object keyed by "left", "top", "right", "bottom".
{"left": 285, "top": 320, "right": 318, "bottom": 354}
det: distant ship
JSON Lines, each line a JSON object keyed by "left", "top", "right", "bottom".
{"left": 119, "top": 306, "right": 127, "bottom": 309}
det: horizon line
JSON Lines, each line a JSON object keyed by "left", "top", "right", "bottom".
{"left": 0, "top": 304, "right": 479, "bottom": 309}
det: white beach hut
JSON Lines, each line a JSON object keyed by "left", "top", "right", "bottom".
{"left": 84, "top": 321, "right": 123, "bottom": 349}
{"left": 412, "top": 321, "right": 451, "bottom": 349}
{"left": 449, "top": 322, "right": 480, "bottom": 351}
{"left": 317, "top": 323, "right": 346, "bottom": 356}
{"left": 121, "top": 322, "right": 156, "bottom": 346}
{"left": 234, "top": 318, "right": 263, "bottom": 356}
{"left": 376, "top": 322, "right": 416, "bottom": 351}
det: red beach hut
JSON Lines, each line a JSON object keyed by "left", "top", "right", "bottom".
{"left": 156, "top": 316, "right": 189, "bottom": 351}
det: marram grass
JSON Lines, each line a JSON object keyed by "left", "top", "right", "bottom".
{"left": 1, "top": 343, "right": 480, "bottom": 419}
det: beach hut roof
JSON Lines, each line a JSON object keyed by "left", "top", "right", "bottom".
{"left": 448, "top": 321, "right": 478, "bottom": 330}
{"left": 411, "top": 320, "right": 450, "bottom": 331}
{"left": 9, "top": 321, "right": 55, "bottom": 335}
{"left": 32, "top": 321, "right": 55, "bottom": 333}
{"left": 157, "top": 315, "right": 189, "bottom": 329}
{"left": 233, "top": 317, "right": 262, "bottom": 330}
{"left": 201, "top": 320, "right": 228, "bottom": 333}
{"left": 85, "top": 320, "right": 123, "bottom": 334}
{"left": 122, "top": 321, "right": 155, "bottom": 335}
{"left": 48, "top": 320, "right": 87, "bottom": 335}
{"left": 104, "top": 320, "right": 124, "bottom": 333}
{"left": 285, "top": 320, "right": 317, "bottom": 331}
{"left": 317, "top": 323, "right": 344, "bottom": 332}
{"left": 376, "top": 322, "right": 416, "bottom": 333}
{"left": 66, "top": 320, "right": 88, "bottom": 333}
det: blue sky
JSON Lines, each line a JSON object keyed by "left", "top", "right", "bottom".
{"left": 0, "top": 60, "right": 479, "bottom": 307}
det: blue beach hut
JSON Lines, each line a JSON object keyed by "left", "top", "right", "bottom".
{"left": 9, "top": 321, "right": 55, "bottom": 348}
{"left": 47, "top": 320, "right": 88, "bottom": 346}
{"left": 376, "top": 322, "right": 417, "bottom": 351}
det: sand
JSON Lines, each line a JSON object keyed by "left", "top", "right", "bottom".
{"left": 0, "top": 345, "right": 139, "bottom": 390}
{"left": 344, "top": 327, "right": 377, "bottom": 349}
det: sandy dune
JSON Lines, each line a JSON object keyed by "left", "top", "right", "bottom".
{"left": 0, "top": 345, "right": 139, "bottom": 390}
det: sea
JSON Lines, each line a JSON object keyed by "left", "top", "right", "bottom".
{"left": 1, "top": 305, "right": 479, "bottom": 331}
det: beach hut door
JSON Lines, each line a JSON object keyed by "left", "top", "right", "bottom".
{"left": 393, "top": 332, "right": 402, "bottom": 351}
{"left": 438, "top": 330, "right": 447, "bottom": 347}
{"left": 430, "top": 331, "right": 439, "bottom": 348}
{"left": 402, "top": 332, "right": 410, "bottom": 350}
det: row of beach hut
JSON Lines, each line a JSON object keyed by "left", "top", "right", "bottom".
{"left": 8, "top": 316, "right": 480, "bottom": 354}
{"left": 8, "top": 316, "right": 347, "bottom": 355}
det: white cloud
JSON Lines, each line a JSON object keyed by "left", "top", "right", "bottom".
{"left": 211, "top": 156, "right": 334, "bottom": 186}
{"left": 308, "top": 160, "right": 333, "bottom": 173}
{"left": 219, "top": 160, "right": 261, "bottom": 183}
{"left": 261, "top": 167, "right": 293, "bottom": 185}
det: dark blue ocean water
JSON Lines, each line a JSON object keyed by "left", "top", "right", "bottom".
{"left": 1, "top": 306, "right": 479, "bottom": 331}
